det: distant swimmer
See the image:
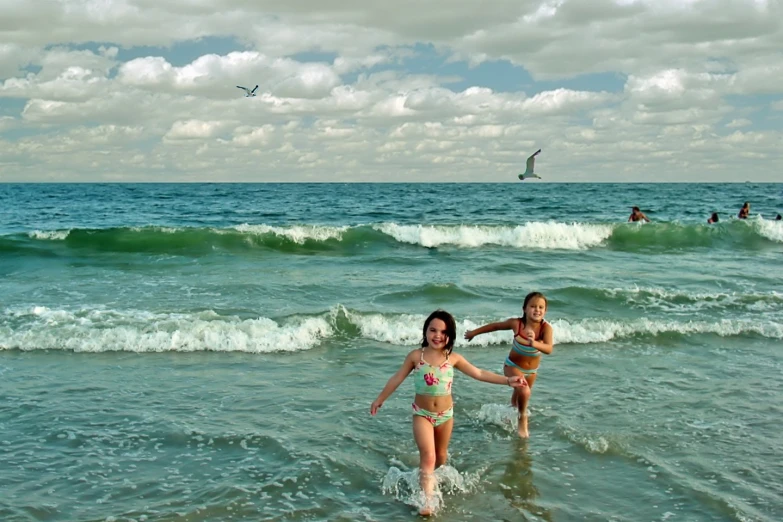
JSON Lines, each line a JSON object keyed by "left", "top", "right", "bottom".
{"left": 236, "top": 85, "right": 259, "bottom": 97}
{"left": 776, "top": 214, "right": 781, "bottom": 221}
{"left": 628, "top": 206, "right": 650, "bottom": 223}
{"left": 707, "top": 212, "right": 719, "bottom": 224}
{"left": 518, "top": 149, "right": 542, "bottom": 180}
{"left": 738, "top": 201, "right": 750, "bottom": 219}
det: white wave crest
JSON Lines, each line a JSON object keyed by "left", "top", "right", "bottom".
{"left": 342, "top": 309, "right": 426, "bottom": 345}
{"left": 337, "top": 309, "right": 783, "bottom": 347}
{"left": 374, "top": 222, "right": 613, "bottom": 249}
{"left": 340, "top": 309, "right": 505, "bottom": 349}
{"left": 130, "top": 226, "right": 180, "bottom": 233}
{"left": 4, "top": 307, "right": 781, "bottom": 353}
{"left": 553, "top": 317, "right": 783, "bottom": 343}
{"left": 755, "top": 219, "right": 783, "bottom": 243}
{"left": 28, "top": 229, "right": 71, "bottom": 240}
{"left": 458, "top": 316, "right": 783, "bottom": 345}
{"left": 0, "top": 307, "right": 333, "bottom": 353}
{"left": 605, "top": 285, "right": 783, "bottom": 313}
{"left": 233, "top": 223, "right": 348, "bottom": 244}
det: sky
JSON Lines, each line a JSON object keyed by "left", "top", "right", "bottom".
{"left": 0, "top": 0, "right": 782, "bottom": 182}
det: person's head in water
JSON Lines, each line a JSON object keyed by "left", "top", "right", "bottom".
{"left": 708, "top": 212, "right": 719, "bottom": 224}
{"left": 628, "top": 206, "right": 650, "bottom": 222}
{"left": 776, "top": 214, "right": 782, "bottom": 221}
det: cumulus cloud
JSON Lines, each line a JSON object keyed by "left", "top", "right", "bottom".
{"left": 0, "top": 115, "right": 15, "bottom": 132}
{"left": 726, "top": 118, "right": 752, "bottom": 128}
{"left": 0, "top": 43, "right": 41, "bottom": 78}
{"left": 119, "top": 57, "right": 174, "bottom": 87}
{"left": 165, "top": 120, "right": 228, "bottom": 141}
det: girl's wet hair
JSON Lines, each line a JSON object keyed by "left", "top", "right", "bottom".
{"left": 421, "top": 309, "right": 457, "bottom": 354}
{"left": 521, "top": 291, "right": 548, "bottom": 325}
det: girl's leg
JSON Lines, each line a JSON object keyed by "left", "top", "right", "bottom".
{"left": 504, "top": 365, "right": 532, "bottom": 438}
{"left": 413, "top": 416, "right": 437, "bottom": 515}
{"left": 433, "top": 419, "right": 454, "bottom": 468}
{"left": 509, "top": 388, "right": 518, "bottom": 408}
{"left": 515, "top": 381, "right": 532, "bottom": 438}
{"left": 517, "top": 374, "right": 537, "bottom": 438}
{"left": 504, "top": 365, "right": 522, "bottom": 407}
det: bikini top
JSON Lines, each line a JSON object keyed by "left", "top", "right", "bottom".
{"left": 413, "top": 349, "right": 454, "bottom": 396}
{"left": 511, "top": 318, "right": 547, "bottom": 357}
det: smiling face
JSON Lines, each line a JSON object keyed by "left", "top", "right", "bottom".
{"left": 524, "top": 297, "right": 547, "bottom": 322}
{"left": 421, "top": 309, "right": 456, "bottom": 353}
{"left": 425, "top": 318, "right": 449, "bottom": 350}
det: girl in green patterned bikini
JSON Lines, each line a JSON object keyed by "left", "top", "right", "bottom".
{"left": 371, "top": 309, "right": 526, "bottom": 516}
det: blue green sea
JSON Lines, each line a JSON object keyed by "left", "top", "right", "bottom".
{"left": 1, "top": 183, "right": 781, "bottom": 521}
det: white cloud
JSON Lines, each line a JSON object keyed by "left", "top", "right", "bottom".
{"left": 729, "top": 60, "right": 783, "bottom": 95}
{"left": 0, "top": 44, "right": 40, "bottom": 78}
{"left": 274, "top": 63, "right": 341, "bottom": 99}
{"left": 522, "top": 88, "right": 614, "bottom": 115}
{"left": 118, "top": 57, "right": 174, "bottom": 87}
{"left": 230, "top": 124, "right": 278, "bottom": 147}
{"left": 726, "top": 118, "right": 752, "bottom": 128}
{"left": 116, "top": 52, "right": 342, "bottom": 99}
{"left": 0, "top": 115, "right": 15, "bottom": 132}
{"left": 165, "top": 120, "right": 228, "bottom": 140}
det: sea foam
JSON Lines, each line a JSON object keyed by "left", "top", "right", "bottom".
{"left": 375, "top": 222, "right": 613, "bottom": 250}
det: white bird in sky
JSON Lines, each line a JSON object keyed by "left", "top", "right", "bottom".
{"left": 518, "top": 149, "right": 542, "bottom": 180}
{"left": 236, "top": 85, "right": 259, "bottom": 97}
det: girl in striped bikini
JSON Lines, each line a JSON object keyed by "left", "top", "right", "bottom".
{"left": 371, "top": 309, "right": 526, "bottom": 515}
{"left": 464, "top": 292, "right": 554, "bottom": 438}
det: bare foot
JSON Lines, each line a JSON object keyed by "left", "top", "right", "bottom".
{"left": 419, "top": 497, "right": 435, "bottom": 517}
{"left": 517, "top": 414, "right": 530, "bottom": 438}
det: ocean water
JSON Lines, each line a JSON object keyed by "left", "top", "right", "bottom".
{"left": 0, "top": 182, "right": 781, "bottom": 522}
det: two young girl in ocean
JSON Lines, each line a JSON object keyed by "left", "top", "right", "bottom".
{"left": 370, "top": 292, "right": 553, "bottom": 515}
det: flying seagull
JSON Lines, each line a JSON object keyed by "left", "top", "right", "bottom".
{"left": 236, "top": 85, "right": 259, "bottom": 97}
{"left": 518, "top": 149, "right": 542, "bottom": 180}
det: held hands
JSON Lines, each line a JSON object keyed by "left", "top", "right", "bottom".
{"left": 507, "top": 375, "right": 528, "bottom": 388}
{"left": 370, "top": 400, "right": 383, "bottom": 416}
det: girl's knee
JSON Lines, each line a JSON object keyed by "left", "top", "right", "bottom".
{"left": 419, "top": 451, "right": 436, "bottom": 471}
{"left": 435, "top": 450, "right": 448, "bottom": 467}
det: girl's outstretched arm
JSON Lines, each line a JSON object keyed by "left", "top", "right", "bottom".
{"left": 370, "top": 350, "right": 417, "bottom": 415}
{"left": 464, "top": 318, "right": 516, "bottom": 341}
{"left": 451, "top": 354, "right": 527, "bottom": 387}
